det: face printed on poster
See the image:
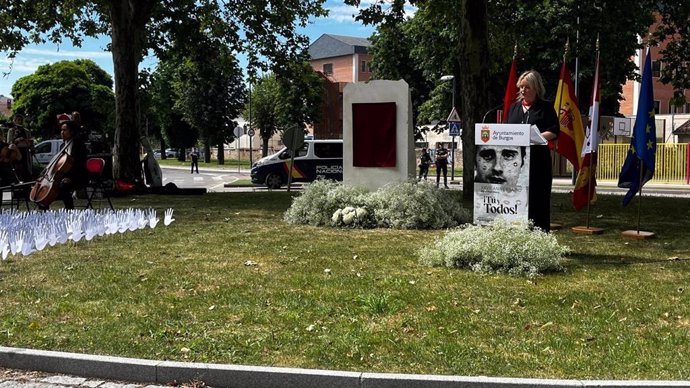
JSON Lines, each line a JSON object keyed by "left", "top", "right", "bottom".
{"left": 473, "top": 124, "right": 531, "bottom": 225}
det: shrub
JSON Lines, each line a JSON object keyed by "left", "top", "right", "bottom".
{"left": 284, "top": 180, "right": 368, "bottom": 226}
{"left": 418, "top": 221, "right": 569, "bottom": 277}
{"left": 285, "top": 180, "right": 471, "bottom": 229}
{"left": 366, "top": 181, "right": 470, "bottom": 229}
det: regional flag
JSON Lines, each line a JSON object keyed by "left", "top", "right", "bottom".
{"left": 502, "top": 58, "right": 518, "bottom": 123}
{"left": 618, "top": 47, "right": 656, "bottom": 206}
{"left": 554, "top": 62, "right": 586, "bottom": 170}
{"left": 573, "top": 51, "right": 601, "bottom": 210}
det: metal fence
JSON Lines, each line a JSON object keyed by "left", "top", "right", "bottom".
{"left": 597, "top": 143, "right": 690, "bottom": 184}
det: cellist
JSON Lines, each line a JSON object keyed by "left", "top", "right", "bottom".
{"left": 37, "top": 120, "right": 88, "bottom": 210}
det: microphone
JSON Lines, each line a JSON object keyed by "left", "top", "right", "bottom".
{"left": 482, "top": 103, "right": 505, "bottom": 123}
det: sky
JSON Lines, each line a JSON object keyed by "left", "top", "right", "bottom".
{"left": 0, "top": 1, "right": 415, "bottom": 98}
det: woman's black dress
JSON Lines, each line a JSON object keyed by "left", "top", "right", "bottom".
{"left": 506, "top": 98, "right": 559, "bottom": 232}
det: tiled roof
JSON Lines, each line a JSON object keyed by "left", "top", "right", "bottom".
{"left": 308, "top": 34, "right": 371, "bottom": 60}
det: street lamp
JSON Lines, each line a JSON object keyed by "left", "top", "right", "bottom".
{"left": 440, "top": 74, "right": 457, "bottom": 181}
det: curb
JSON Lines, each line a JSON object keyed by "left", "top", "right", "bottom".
{"left": 2, "top": 347, "right": 690, "bottom": 388}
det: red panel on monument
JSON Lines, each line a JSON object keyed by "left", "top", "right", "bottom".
{"left": 352, "top": 102, "right": 397, "bottom": 167}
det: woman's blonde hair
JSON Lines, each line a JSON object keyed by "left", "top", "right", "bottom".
{"left": 516, "top": 70, "right": 546, "bottom": 100}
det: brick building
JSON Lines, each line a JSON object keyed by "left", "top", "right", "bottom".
{"left": 0, "top": 95, "right": 12, "bottom": 118}
{"left": 308, "top": 34, "right": 372, "bottom": 139}
{"left": 620, "top": 23, "right": 690, "bottom": 117}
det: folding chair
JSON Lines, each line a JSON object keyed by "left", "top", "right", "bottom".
{"left": 85, "top": 157, "right": 114, "bottom": 209}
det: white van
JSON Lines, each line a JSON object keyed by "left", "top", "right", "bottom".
{"left": 33, "top": 139, "right": 63, "bottom": 165}
{"left": 250, "top": 139, "right": 343, "bottom": 189}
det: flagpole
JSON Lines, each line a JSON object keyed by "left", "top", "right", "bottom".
{"left": 621, "top": 44, "right": 655, "bottom": 240}
{"left": 572, "top": 36, "right": 603, "bottom": 235}
{"left": 637, "top": 160, "right": 643, "bottom": 233}
{"left": 555, "top": 39, "right": 569, "bottom": 120}
{"left": 584, "top": 37, "right": 599, "bottom": 229}
{"left": 551, "top": 40, "right": 570, "bottom": 232}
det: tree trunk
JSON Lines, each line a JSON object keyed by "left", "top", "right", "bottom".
{"left": 217, "top": 142, "right": 225, "bottom": 165}
{"left": 204, "top": 138, "right": 211, "bottom": 163}
{"left": 457, "top": 0, "right": 490, "bottom": 201}
{"left": 261, "top": 129, "right": 271, "bottom": 157}
{"left": 109, "top": 0, "right": 154, "bottom": 182}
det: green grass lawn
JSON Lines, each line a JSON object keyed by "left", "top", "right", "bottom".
{"left": 0, "top": 191, "right": 689, "bottom": 380}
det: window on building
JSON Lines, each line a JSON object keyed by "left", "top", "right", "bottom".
{"left": 651, "top": 60, "right": 662, "bottom": 78}
{"left": 360, "top": 60, "right": 370, "bottom": 73}
{"left": 653, "top": 100, "right": 661, "bottom": 114}
{"left": 323, "top": 63, "right": 333, "bottom": 75}
{"left": 5, "top": 99, "right": 10, "bottom": 110}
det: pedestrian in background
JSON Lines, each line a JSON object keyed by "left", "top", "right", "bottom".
{"left": 434, "top": 142, "right": 449, "bottom": 188}
{"left": 418, "top": 148, "right": 431, "bottom": 181}
{"left": 190, "top": 147, "right": 200, "bottom": 174}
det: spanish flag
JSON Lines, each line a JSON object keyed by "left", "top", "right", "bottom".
{"left": 554, "top": 62, "right": 585, "bottom": 172}
{"left": 572, "top": 49, "right": 601, "bottom": 210}
{"left": 502, "top": 58, "right": 518, "bottom": 123}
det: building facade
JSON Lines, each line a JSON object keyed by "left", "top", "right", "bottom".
{"left": 308, "top": 34, "right": 372, "bottom": 139}
{"left": 0, "top": 95, "right": 12, "bottom": 118}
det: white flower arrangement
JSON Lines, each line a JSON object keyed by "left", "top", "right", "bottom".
{"left": 332, "top": 206, "right": 371, "bottom": 228}
{"left": 418, "top": 220, "right": 569, "bottom": 277}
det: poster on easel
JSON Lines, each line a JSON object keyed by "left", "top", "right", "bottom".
{"left": 473, "top": 123, "right": 532, "bottom": 225}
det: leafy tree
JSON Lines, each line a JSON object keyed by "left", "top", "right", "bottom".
{"left": 172, "top": 41, "right": 246, "bottom": 165}
{"left": 367, "top": 11, "right": 434, "bottom": 138}
{"left": 0, "top": 1, "right": 327, "bottom": 181}
{"left": 652, "top": 1, "right": 690, "bottom": 108}
{"left": 146, "top": 61, "right": 198, "bottom": 157}
{"left": 10, "top": 59, "right": 114, "bottom": 140}
{"left": 274, "top": 61, "right": 324, "bottom": 138}
{"left": 245, "top": 74, "right": 281, "bottom": 157}
{"left": 245, "top": 62, "right": 324, "bottom": 157}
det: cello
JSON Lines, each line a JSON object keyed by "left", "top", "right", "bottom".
{"left": 29, "top": 139, "right": 74, "bottom": 207}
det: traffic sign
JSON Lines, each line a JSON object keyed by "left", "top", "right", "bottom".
{"left": 448, "top": 121, "right": 461, "bottom": 136}
{"left": 233, "top": 126, "right": 243, "bottom": 137}
{"left": 446, "top": 107, "right": 461, "bottom": 122}
{"left": 247, "top": 128, "right": 255, "bottom": 137}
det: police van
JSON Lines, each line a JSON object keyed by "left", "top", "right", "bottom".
{"left": 250, "top": 139, "right": 343, "bottom": 189}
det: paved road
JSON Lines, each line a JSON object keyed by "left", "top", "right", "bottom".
{"left": 162, "top": 165, "right": 690, "bottom": 197}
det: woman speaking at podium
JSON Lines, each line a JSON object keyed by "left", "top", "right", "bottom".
{"left": 506, "top": 70, "right": 559, "bottom": 232}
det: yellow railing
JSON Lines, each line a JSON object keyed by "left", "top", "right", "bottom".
{"left": 597, "top": 143, "right": 689, "bottom": 184}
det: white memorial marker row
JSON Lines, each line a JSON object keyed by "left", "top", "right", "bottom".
{"left": 0, "top": 207, "right": 175, "bottom": 260}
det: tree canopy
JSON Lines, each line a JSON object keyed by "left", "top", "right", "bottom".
{"left": 244, "top": 63, "right": 324, "bottom": 157}
{"left": 1, "top": 0, "right": 327, "bottom": 182}
{"left": 10, "top": 59, "right": 114, "bottom": 140}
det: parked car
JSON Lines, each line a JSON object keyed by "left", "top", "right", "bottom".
{"left": 33, "top": 139, "right": 64, "bottom": 164}
{"left": 153, "top": 148, "right": 178, "bottom": 159}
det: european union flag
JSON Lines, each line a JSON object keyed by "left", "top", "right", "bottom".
{"left": 618, "top": 47, "right": 656, "bottom": 206}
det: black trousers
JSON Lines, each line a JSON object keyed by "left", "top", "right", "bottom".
{"left": 436, "top": 163, "right": 447, "bottom": 185}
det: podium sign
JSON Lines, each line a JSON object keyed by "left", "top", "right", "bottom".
{"left": 473, "top": 124, "right": 531, "bottom": 225}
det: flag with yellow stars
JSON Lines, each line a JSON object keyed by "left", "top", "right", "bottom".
{"left": 618, "top": 47, "right": 656, "bottom": 206}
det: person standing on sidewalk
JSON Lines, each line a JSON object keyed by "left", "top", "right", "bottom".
{"left": 190, "top": 147, "right": 200, "bottom": 174}
{"left": 434, "top": 142, "right": 449, "bottom": 188}
{"left": 418, "top": 148, "right": 432, "bottom": 181}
